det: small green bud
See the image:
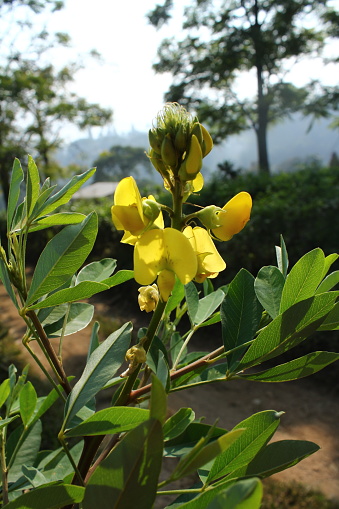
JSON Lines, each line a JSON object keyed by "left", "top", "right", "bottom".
{"left": 149, "top": 129, "right": 162, "bottom": 154}
{"left": 161, "top": 133, "right": 177, "bottom": 167}
{"left": 142, "top": 199, "right": 161, "bottom": 223}
{"left": 174, "top": 124, "right": 187, "bottom": 154}
{"left": 191, "top": 122, "right": 203, "bottom": 145}
{"left": 196, "top": 205, "right": 223, "bottom": 229}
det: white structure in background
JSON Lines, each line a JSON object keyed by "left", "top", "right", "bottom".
{"left": 72, "top": 182, "right": 118, "bottom": 200}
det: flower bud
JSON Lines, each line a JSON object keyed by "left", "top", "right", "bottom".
{"left": 142, "top": 199, "right": 161, "bottom": 223}
{"left": 174, "top": 124, "right": 187, "bottom": 154}
{"left": 200, "top": 124, "right": 213, "bottom": 156}
{"left": 197, "top": 205, "right": 223, "bottom": 229}
{"left": 191, "top": 122, "right": 203, "bottom": 145}
{"left": 161, "top": 133, "right": 177, "bottom": 167}
{"left": 178, "top": 134, "right": 203, "bottom": 181}
{"left": 138, "top": 284, "right": 160, "bottom": 312}
{"left": 149, "top": 129, "right": 162, "bottom": 154}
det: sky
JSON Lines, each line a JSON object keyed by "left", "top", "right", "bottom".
{"left": 33, "top": 0, "right": 339, "bottom": 141}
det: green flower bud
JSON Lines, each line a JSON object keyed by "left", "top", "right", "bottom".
{"left": 174, "top": 123, "right": 188, "bottom": 154}
{"left": 161, "top": 133, "right": 177, "bottom": 167}
{"left": 191, "top": 122, "right": 203, "bottom": 145}
{"left": 142, "top": 199, "right": 161, "bottom": 223}
{"left": 196, "top": 205, "right": 223, "bottom": 229}
{"left": 149, "top": 129, "right": 162, "bottom": 154}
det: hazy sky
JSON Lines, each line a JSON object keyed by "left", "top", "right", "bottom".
{"left": 42, "top": 0, "right": 338, "bottom": 140}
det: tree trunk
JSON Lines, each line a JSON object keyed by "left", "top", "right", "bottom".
{"left": 253, "top": 0, "right": 271, "bottom": 175}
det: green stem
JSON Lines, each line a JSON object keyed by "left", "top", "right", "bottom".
{"left": 0, "top": 432, "right": 8, "bottom": 506}
{"left": 157, "top": 488, "right": 204, "bottom": 496}
{"left": 59, "top": 434, "right": 84, "bottom": 486}
{"left": 171, "top": 326, "right": 197, "bottom": 372}
{"left": 171, "top": 179, "right": 184, "bottom": 230}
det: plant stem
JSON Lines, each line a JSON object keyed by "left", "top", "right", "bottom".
{"left": 25, "top": 310, "right": 72, "bottom": 395}
{"left": 0, "top": 432, "right": 8, "bottom": 506}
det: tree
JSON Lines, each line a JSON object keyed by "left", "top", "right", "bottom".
{"left": 148, "top": 0, "right": 338, "bottom": 174}
{"left": 0, "top": 0, "right": 112, "bottom": 204}
{"left": 93, "top": 145, "right": 151, "bottom": 182}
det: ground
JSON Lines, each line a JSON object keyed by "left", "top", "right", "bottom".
{"left": 0, "top": 282, "right": 338, "bottom": 504}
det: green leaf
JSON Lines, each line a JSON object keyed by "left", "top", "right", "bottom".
{"left": 164, "top": 422, "right": 226, "bottom": 458}
{"left": 0, "top": 416, "right": 19, "bottom": 431}
{"left": 164, "top": 480, "right": 233, "bottom": 508}
{"left": 279, "top": 248, "right": 325, "bottom": 313}
{"left": 0, "top": 379, "right": 10, "bottom": 408}
{"left": 239, "top": 292, "right": 339, "bottom": 369}
{"left": 163, "top": 408, "right": 195, "bottom": 441}
{"left": 233, "top": 440, "right": 319, "bottom": 479}
{"left": 171, "top": 364, "right": 228, "bottom": 392}
{"left": 194, "top": 289, "right": 225, "bottom": 325}
{"left": 88, "top": 321, "right": 100, "bottom": 360}
{"left": 150, "top": 375, "right": 167, "bottom": 423}
{"left": 19, "top": 382, "right": 37, "bottom": 426}
{"left": 173, "top": 428, "right": 245, "bottom": 481}
{"left": 8, "top": 421, "right": 42, "bottom": 483}
{"left": 316, "top": 270, "right": 339, "bottom": 294}
{"left": 44, "top": 302, "right": 94, "bottom": 337}
{"left": 76, "top": 258, "right": 117, "bottom": 283}
{"left": 221, "top": 269, "right": 262, "bottom": 369}
{"left": 22, "top": 465, "right": 48, "bottom": 488}
{"left": 206, "top": 410, "right": 281, "bottom": 483}
{"left": 28, "top": 281, "right": 108, "bottom": 309}
{"left": 165, "top": 277, "right": 185, "bottom": 315}
{"left": 28, "top": 213, "right": 87, "bottom": 232}
{"left": 185, "top": 281, "right": 199, "bottom": 324}
{"left": 170, "top": 332, "right": 187, "bottom": 366}
{"left": 65, "top": 407, "right": 150, "bottom": 437}
{"left": 63, "top": 322, "right": 132, "bottom": 428}
{"left": 37, "top": 441, "right": 83, "bottom": 484}
{"left": 318, "top": 301, "right": 339, "bottom": 331}
{"left": 7, "top": 158, "right": 24, "bottom": 231}
{"left": 254, "top": 266, "right": 285, "bottom": 319}
{"left": 241, "top": 351, "right": 339, "bottom": 382}
{"left": 100, "top": 269, "right": 134, "bottom": 287}
{"left": 39, "top": 168, "right": 95, "bottom": 216}
{"left": 275, "top": 235, "right": 289, "bottom": 278}
{"left": 26, "top": 156, "right": 41, "bottom": 217}
{"left": 83, "top": 419, "right": 163, "bottom": 509}
{"left": 26, "top": 213, "right": 98, "bottom": 305}
{"left": 322, "top": 253, "right": 339, "bottom": 279}
{"left": 206, "top": 478, "right": 263, "bottom": 509}
{"left": 3, "top": 483, "right": 85, "bottom": 509}
{"left": 0, "top": 258, "right": 18, "bottom": 308}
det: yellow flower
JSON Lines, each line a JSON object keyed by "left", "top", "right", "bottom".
{"left": 138, "top": 284, "right": 159, "bottom": 312}
{"left": 134, "top": 228, "right": 198, "bottom": 300}
{"left": 111, "top": 176, "right": 163, "bottom": 244}
{"left": 183, "top": 226, "right": 226, "bottom": 283}
{"left": 212, "top": 192, "right": 252, "bottom": 241}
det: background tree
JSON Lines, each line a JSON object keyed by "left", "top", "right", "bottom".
{"left": 93, "top": 145, "right": 151, "bottom": 182}
{"left": 0, "top": 0, "right": 112, "bottom": 205}
{"left": 148, "top": 0, "right": 338, "bottom": 174}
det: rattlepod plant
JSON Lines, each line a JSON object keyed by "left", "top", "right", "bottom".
{"left": 0, "top": 103, "right": 338, "bottom": 508}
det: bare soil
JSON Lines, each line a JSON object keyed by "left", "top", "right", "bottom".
{"left": 1, "top": 282, "right": 338, "bottom": 502}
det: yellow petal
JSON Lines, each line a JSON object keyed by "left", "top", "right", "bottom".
{"left": 162, "top": 228, "right": 197, "bottom": 284}
{"left": 212, "top": 192, "right": 252, "bottom": 241}
{"left": 133, "top": 228, "right": 197, "bottom": 286}
{"left": 183, "top": 226, "right": 226, "bottom": 281}
{"left": 111, "top": 205, "right": 145, "bottom": 234}
{"left": 157, "top": 269, "right": 175, "bottom": 302}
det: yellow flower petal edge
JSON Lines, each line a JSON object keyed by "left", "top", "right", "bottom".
{"left": 111, "top": 176, "right": 146, "bottom": 235}
{"left": 157, "top": 269, "right": 176, "bottom": 302}
{"left": 183, "top": 226, "right": 226, "bottom": 282}
{"left": 212, "top": 192, "right": 252, "bottom": 241}
{"left": 133, "top": 228, "right": 197, "bottom": 286}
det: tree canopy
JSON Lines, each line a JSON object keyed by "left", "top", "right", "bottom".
{"left": 93, "top": 145, "right": 152, "bottom": 182}
{"left": 148, "top": 0, "right": 339, "bottom": 174}
{"left": 0, "top": 0, "right": 112, "bottom": 204}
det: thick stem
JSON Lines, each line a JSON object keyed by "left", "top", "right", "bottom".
{"left": 25, "top": 310, "right": 72, "bottom": 395}
{"left": 0, "top": 433, "right": 8, "bottom": 506}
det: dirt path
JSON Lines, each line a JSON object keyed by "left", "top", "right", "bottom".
{"left": 1, "top": 282, "right": 338, "bottom": 501}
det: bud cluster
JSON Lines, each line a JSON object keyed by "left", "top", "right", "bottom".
{"left": 148, "top": 103, "right": 213, "bottom": 187}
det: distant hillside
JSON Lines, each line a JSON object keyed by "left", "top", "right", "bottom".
{"left": 56, "top": 115, "right": 339, "bottom": 178}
